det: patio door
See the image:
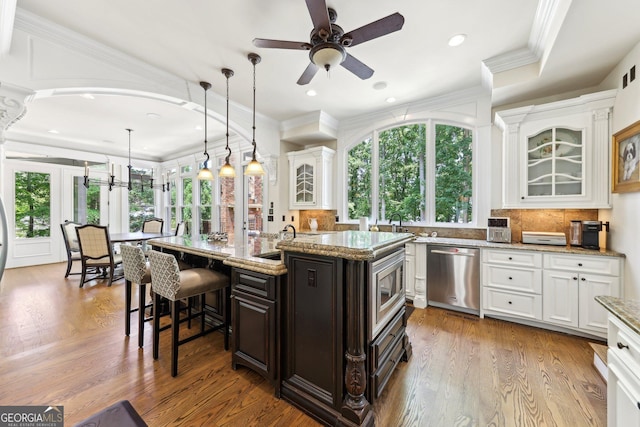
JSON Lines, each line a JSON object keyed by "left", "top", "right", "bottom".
{"left": 3, "top": 160, "right": 62, "bottom": 268}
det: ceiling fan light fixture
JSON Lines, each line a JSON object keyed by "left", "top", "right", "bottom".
{"left": 197, "top": 81, "right": 214, "bottom": 181}
{"left": 311, "top": 44, "right": 346, "bottom": 71}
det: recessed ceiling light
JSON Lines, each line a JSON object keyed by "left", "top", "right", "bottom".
{"left": 385, "top": 97, "right": 396, "bottom": 103}
{"left": 448, "top": 34, "right": 466, "bottom": 47}
{"left": 81, "top": 93, "right": 94, "bottom": 100}
{"left": 48, "top": 129, "right": 59, "bottom": 134}
{"left": 146, "top": 112, "right": 161, "bottom": 119}
{"left": 306, "top": 89, "right": 317, "bottom": 97}
{"left": 195, "top": 125, "right": 203, "bottom": 131}
{"left": 373, "top": 82, "right": 387, "bottom": 90}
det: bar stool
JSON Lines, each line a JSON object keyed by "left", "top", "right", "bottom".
{"left": 121, "top": 244, "right": 153, "bottom": 348}
{"left": 148, "top": 250, "right": 230, "bottom": 377}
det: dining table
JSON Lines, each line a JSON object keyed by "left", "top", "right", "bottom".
{"left": 109, "top": 231, "right": 174, "bottom": 244}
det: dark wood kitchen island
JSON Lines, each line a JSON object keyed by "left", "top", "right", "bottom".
{"left": 277, "top": 231, "right": 414, "bottom": 427}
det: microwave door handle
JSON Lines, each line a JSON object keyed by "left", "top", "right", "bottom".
{"left": 429, "top": 249, "right": 475, "bottom": 257}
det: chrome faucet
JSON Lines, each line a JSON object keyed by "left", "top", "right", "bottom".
{"left": 282, "top": 224, "right": 296, "bottom": 238}
{"left": 388, "top": 214, "right": 402, "bottom": 232}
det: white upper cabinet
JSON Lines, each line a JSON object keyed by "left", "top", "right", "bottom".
{"left": 287, "top": 146, "right": 335, "bottom": 210}
{"left": 495, "top": 90, "right": 616, "bottom": 208}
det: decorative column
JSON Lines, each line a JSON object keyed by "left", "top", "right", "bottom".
{"left": 340, "top": 258, "right": 374, "bottom": 426}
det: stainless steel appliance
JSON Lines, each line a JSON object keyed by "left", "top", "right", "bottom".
{"left": 427, "top": 245, "right": 480, "bottom": 314}
{"left": 487, "top": 217, "right": 511, "bottom": 243}
{"left": 369, "top": 248, "right": 405, "bottom": 339}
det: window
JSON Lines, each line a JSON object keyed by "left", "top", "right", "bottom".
{"left": 14, "top": 171, "right": 51, "bottom": 238}
{"left": 74, "top": 176, "right": 100, "bottom": 225}
{"left": 347, "top": 122, "right": 473, "bottom": 225}
{"left": 128, "top": 168, "right": 155, "bottom": 232}
{"left": 199, "top": 179, "right": 212, "bottom": 234}
{"left": 182, "top": 177, "right": 193, "bottom": 233}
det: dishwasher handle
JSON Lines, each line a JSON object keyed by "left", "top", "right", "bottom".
{"left": 429, "top": 249, "right": 476, "bottom": 257}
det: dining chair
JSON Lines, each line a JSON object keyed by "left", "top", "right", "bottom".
{"left": 60, "top": 220, "right": 82, "bottom": 278}
{"left": 148, "top": 250, "right": 230, "bottom": 377}
{"left": 142, "top": 218, "right": 163, "bottom": 233}
{"left": 174, "top": 222, "right": 186, "bottom": 236}
{"left": 121, "top": 244, "right": 153, "bottom": 348}
{"left": 75, "top": 224, "right": 123, "bottom": 287}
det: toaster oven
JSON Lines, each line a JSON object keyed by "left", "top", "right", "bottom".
{"left": 486, "top": 217, "right": 511, "bottom": 243}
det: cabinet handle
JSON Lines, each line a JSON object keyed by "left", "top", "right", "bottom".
{"left": 573, "top": 277, "right": 578, "bottom": 280}
{"left": 581, "top": 277, "right": 586, "bottom": 281}
{"left": 508, "top": 277, "right": 513, "bottom": 280}
{"left": 578, "top": 263, "right": 583, "bottom": 267}
{"left": 508, "top": 301, "right": 513, "bottom": 305}
{"left": 618, "top": 342, "right": 629, "bottom": 350}
{"left": 508, "top": 257, "right": 513, "bottom": 260}
{"left": 637, "top": 402, "right": 640, "bottom": 411}
{"left": 390, "top": 333, "right": 396, "bottom": 338}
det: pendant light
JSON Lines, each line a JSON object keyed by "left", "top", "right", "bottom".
{"left": 219, "top": 68, "right": 236, "bottom": 178}
{"left": 197, "top": 81, "right": 215, "bottom": 181}
{"left": 245, "top": 53, "right": 265, "bottom": 176}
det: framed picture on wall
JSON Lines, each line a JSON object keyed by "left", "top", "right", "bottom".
{"left": 612, "top": 119, "right": 640, "bottom": 193}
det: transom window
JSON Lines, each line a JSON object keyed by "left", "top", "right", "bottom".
{"left": 347, "top": 122, "right": 473, "bottom": 225}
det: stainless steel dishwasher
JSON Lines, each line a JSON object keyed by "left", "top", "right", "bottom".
{"left": 426, "top": 245, "right": 480, "bottom": 314}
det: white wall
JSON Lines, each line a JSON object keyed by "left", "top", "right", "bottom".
{"left": 599, "top": 40, "right": 640, "bottom": 300}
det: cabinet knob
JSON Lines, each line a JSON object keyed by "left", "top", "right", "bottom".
{"left": 578, "top": 263, "right": 583, "bottom": 267}
{"left": 508, "top": 257, "right": 513, "bottom": 260}
{"left": 508, "top": 301, "right": 513, "bottom": 305}
{"left": 617, "top": 342, "right": 629, "bottom": 350}
{"left": 573, "top": 277, "right": 578, "bottom": 280}
{"left": 508, "top": 277, "right": 513, "bottom": 280}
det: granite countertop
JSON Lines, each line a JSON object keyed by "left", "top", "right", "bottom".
{"left": 596, "top": 296, "right": 640, "bottom": 335}
{"left": 413, "top": 236, "right": 625, "bottom": 258}
{"left": 276, "top": 230, "right": 414, "bottom": 261}
{"left": 148, "top": 234, "right": 287, "bottom": 276}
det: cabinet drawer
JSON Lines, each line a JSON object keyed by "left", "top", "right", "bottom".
{"left": 482, "top": 249, "right": 542, "bottom": 268}
{"left": 483, "top": 287, "right": 542, "bottom": 320}
{"left": 544, "top": 254, "right": 621, "bottom": 276}
{"left": 370, "top": 309, "right": 405, "bottom": 371}
{"left": 609, "top": 316, "right": 640, "bottom": 383}
{"left": 483, "top": 264, "right": 541, "bottom": 294}
{"left": 370, "top": 335, "right": 405, "bottom": 400}
{"left": 232, "top": 268, "right": 276, "bottom": 300}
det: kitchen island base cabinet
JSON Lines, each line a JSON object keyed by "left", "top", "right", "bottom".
{"left": 230, "top": 268, "right": 283, "bottom": 397}
{"left": 281, "top": 250, "right": 410, "bottom": 427}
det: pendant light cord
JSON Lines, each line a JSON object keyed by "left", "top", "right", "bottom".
{"left": 203, "top": 84, "right": 209, "bottom": 166}
{"left": 251, "top": 57, "right": 257, "bottom": 159}
{"left": 225, "top": 71, "right": 231, "bottom": 161}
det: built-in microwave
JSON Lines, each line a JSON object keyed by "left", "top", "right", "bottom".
{"left": 369, "top": 248, "right": 405, "bottom": 340}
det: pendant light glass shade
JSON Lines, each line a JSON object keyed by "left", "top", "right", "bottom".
{"left": 197, "top": 81, "right": 215, "bottom": 181}
{"left": 245, "top": 53, "right": 265, "bottom": 176}
{"left": 219, "top": 68, "right": 236, "bottom": 178}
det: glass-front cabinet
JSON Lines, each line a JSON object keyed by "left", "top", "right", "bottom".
{"left": 496, "top": 90, "right": 616, "bottom": 209}
{"left": 287, "top": 146, "right": 335, "bottom": 210}
{"left": 526, "top": 127, "right": 583, "bottom": 197}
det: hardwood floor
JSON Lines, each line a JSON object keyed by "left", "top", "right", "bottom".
{"left": 0, "top": 263, "right": 606, "bottom": 426}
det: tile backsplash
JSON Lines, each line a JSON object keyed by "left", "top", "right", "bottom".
{"left": 490, "top": 209, "right": 599, "bottom": 243}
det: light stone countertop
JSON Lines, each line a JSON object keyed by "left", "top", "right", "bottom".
{"left": 276, "top": 230, "right": 415, "bottom": 261}
{"left": 412, "top": 236, "right": 625, "bottom": 258}
{"left": 596, "top": 296, "right": 640, "bottom": 335}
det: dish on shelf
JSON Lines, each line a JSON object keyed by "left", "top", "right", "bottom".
{"left": 528, "top": 129, "right": 580, "bottom": 159}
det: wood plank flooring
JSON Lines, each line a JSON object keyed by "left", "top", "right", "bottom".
{"left": 0, "top": 263, "right": 606, "bottom": 426}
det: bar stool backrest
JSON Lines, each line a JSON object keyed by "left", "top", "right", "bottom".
{"left": 148, "top": 250, "right": 181, "bottom": 300}
{"left": 121, "top": 244, "right": 148, "bottom": 284}
{"left": 142, "top": 218, "right": 163, "bottom": 233}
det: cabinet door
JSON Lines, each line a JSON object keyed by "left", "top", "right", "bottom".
{"left": 579, "top": 273, "right": 619, "bottom": 333}
{"left": 609, "top": 353, "right": 640, "bottom": 427}
{"left": 231, "top": 291, "right": 276, "bottom": 380}
{"left": 542, "top": 270, "right": 579, "bottom": 327}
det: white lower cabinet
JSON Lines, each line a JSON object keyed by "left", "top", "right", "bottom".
{"left": 404, "top": 242, "right": 426, "bottom": 308}
{"left": 543, "top": 254, "right": 621, "bottom": 337}
{"left": 481, "top": 249, "right": 622, "bottom": 338}
{"left": 607, "top": 315, "right": 640, "bottom": 426}
{"left": 482, "top": 249, "right": 543, "bottom": 320}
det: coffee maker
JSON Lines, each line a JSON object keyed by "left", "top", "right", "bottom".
{"left": 581, "top": 221, "right": 609, "bottom": 250}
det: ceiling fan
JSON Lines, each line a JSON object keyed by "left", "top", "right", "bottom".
{"left": 253, "top": 0, "right": 405, "bottom": 85}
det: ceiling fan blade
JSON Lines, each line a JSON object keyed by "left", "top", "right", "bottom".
{"left": 344, "top": 12, "right": 405, "bottom": 47}
{"left": 305, "top": 0, "right": 331, "bottom": 33}
{"left": 297, "top": 62, "right": 320, "bottom": 85}
{"left": 341, "top": 54, "right": 374, "bottom": 80}
{"left": 253, "top": 38, "right": 312, "bottom": 50}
